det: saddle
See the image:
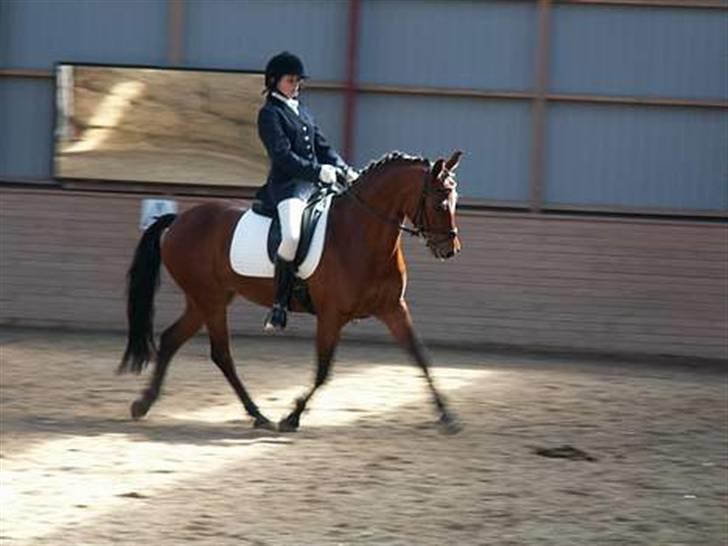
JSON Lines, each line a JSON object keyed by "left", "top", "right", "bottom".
{"left": 252, "top": 187, "right": 331, "bottom": 271}
{"left": 239, "top": 187, "right": 339, "bottom": 315}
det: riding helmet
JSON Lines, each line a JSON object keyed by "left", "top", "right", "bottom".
{"left": 264, "top": 51, "right": 307, "bottom": 91}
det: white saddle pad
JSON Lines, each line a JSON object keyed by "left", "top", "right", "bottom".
{"left": 229, "top": 195, "right": 333, "bottom": 279}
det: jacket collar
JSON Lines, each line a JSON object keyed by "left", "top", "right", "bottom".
{"left": 271, "top": 91, "right": 300, "bottom": 116}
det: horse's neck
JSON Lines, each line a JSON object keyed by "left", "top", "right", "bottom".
{"left": 334, "top": 165, "right": 424, "bottom": 261}
{"left": 354, "top": 165, "right": 423, "bottom": 224}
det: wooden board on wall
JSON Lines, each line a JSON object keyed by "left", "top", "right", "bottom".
{"left": 1, "top": 188, "right": 726, "bottom": 360}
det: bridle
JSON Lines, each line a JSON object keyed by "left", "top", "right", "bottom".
{"left": 345, "top": 166, "right": 458, "bottom": 244}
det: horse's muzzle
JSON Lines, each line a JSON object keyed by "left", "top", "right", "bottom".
{"left": 429, "top": 232, "right": 461, "bottom": 260}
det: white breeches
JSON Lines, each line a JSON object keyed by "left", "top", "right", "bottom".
{"left": 276, "top": 197, "right": 306, "bottom": 261}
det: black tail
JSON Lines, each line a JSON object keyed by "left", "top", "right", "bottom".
{"left": 118, "top": 214, "right": 177, "bottom": 375}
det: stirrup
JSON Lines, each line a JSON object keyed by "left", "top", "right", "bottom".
{"left": 263, "top": 304, "right": 287, "bottom": 331}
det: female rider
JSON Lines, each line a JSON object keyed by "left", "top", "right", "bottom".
{"left": 255, "top": 51, "right": 358, "bottom": 331}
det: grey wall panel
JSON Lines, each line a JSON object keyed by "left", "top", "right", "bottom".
{"left": 354, "top": 95, "right": 531, "bottom": 201}
{"left": 185, "top": 0, "right": 348, "bottom": 79}
{"left": 0, "top": 0, "right": 167, "bottom": 69}
{"left": 359, "top": 0, "right": 536, "bottom": 90}
{"left": 302, "top": 90, "right": 345, "bottom": 153}
{"left": 551, "top": 5, "right": 728, "bottom": 100}
{"left": 545, "top": 104, "right": 728, "bottom": 211}
{"left": 0, "top": 79, "right": 53, "bottom": 178}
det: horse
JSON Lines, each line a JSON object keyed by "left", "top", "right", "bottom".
{"left": 119, "top": 150, "right": 464, "bottom": 433}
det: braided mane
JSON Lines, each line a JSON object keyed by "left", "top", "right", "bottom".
{"left": 357, "top": 151, "right": 430, "bottom": 181}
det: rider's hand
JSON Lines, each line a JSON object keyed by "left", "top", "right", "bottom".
{"left": 319, "top": 164, "right": 338, "bottom": 184}
{"left": 344, "top": 167, "right": 360, "bottom": 183}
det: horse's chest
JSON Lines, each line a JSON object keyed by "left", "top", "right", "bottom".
{"left": 355, "top": 269, "right": 404, "bottom": 314}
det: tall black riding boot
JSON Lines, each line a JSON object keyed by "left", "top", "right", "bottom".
{"left": 264, "top": 258, "right": 295, "bottom": 331}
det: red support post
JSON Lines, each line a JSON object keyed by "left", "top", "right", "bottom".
{"left": 343, "top": 0, "right": 362, "bottom": 164}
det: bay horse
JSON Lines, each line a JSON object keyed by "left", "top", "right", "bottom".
{"left": 119, "top": 150, "right": 464, "bottom": 433}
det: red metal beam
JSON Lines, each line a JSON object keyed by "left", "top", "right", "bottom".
{"left": 3, "top": 69, "right": 724, "bottom": 112}
{"left": 342, "top": 0, "right": 361, "bottom": 164}
{"left": 546, "top": 93, "right": 728, "bottom": 110}
{"left": 167, "top": 0, "right": 185, "bottom": 65}
{"left": 557, "top": 0, "right": 727, "bottom": 9}
{"left": 0, "top": 69, "right": 53, "bottom": 79}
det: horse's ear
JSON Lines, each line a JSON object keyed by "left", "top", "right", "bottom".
{"left": 432, "top": 158, "right": 446, "bottom": 178}
{"left": 445, "top": 150, "right": 463, "bottom": 172}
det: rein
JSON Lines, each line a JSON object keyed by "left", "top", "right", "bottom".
{"left": 347, "top": 186, "right": 423, "bottom": 237}
{"left": 344, "top": 167, "right": 456, "bottom": 243}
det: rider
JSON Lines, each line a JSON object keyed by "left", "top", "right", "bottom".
{"left": 255, "top": 51, "right": 358, "bottom": 331}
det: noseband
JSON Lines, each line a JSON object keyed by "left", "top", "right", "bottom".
{"left": 347, "top": 168, "right": 458, "bottom": 243}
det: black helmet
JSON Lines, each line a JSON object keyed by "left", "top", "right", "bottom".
{"left": 264, "top": 51, "right": 307, "bottom": 91}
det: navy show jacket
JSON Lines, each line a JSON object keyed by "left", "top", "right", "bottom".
{"left": 254, "top": 94, "right": 347, "bottom": 212}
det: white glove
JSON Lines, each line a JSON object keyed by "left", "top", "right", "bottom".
{"left": 319, "top": 164, "right": 338, "bottom": 184}
{"left": 345, "top": 167, "right": 360, "bottom": 183}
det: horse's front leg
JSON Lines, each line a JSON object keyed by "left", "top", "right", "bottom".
{"left": 279, "top": 314, "right": 343, "bottom": 432}
{"left": 378, "top": 301, "right": 461, "bottom": 433}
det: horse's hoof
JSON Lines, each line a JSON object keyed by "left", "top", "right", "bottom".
{"left": 278, "top": 415, "right": 300, "bottom": 433}
{"left": 130, "top": 399, "right": 149, "bottom": 421}
{"left": 253, "top": 416, "right": 277, "bottom": 431}
{"left": 439, "top": 413, "right": 462, "bottom": 435}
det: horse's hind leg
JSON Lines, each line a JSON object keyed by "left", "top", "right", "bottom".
{"left": 131, "top": 300, "right": 203, "bottom": 420}
{"left": 378, "top": 301, "right": 461, "bottom": 434}
{"left": 205, "top": 303, "right": 276, "bottom": 431}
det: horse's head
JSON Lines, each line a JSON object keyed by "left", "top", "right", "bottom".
{"left": 413, "top": 150, "right": 463, "bottom": 260}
